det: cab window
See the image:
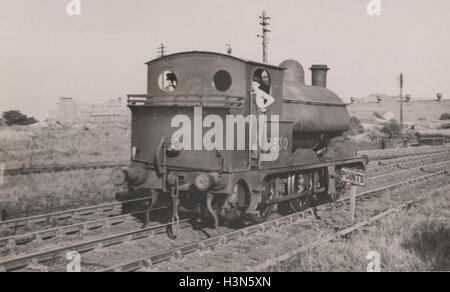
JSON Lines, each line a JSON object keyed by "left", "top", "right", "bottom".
{"left": 158, "top": 71, "right": 177, "bottom": 92}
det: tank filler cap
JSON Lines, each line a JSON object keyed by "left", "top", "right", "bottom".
{"left": 279, "top": 59, "right": 305, "bottom": 85}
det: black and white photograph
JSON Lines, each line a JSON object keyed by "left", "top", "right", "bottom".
{"left": 0, "top": 0, "right": 449, "bottom": 277}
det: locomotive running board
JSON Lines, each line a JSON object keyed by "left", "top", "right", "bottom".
{"left": 234, "top": 156, "right": 369, "bottom": 175}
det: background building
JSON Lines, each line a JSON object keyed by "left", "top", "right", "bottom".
{"left": 56, "top": 97, "right": 77, "bottom": 123}
{"left": 49, "top": 97, "right": 130, "bottom": 123}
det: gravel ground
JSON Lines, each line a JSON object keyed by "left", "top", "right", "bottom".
{"left": 151, "top": 175, "right": 450, "bottom": 272}
{"left": 2, "top": 149, "right": 449, "bottom": 271}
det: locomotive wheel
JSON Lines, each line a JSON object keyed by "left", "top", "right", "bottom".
{"left": 289, "top": 173, "right": 312, "bottom": 212}
{"left": 249, "top": 179, "right": 275, "bottom": 224}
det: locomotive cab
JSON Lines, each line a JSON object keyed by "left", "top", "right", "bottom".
{"left": 127, "top": 51, "right": 285, "bottom": 175}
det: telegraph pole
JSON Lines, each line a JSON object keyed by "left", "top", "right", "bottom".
{"left": 257, "top": 11, "right": 271, "bottom": 63}
{"left": 157, "top": 43, "right": 166, "bottom": 57}
{"left": 398, "top": 73, "right": 404, "bottom": 128}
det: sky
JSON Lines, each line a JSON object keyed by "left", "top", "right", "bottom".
{"left": 1, "top": 0, "right": 449, "bottom": 120}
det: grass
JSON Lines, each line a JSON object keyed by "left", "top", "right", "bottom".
{"left": 440, "top": 113, "right": 450, "bottom": 120}
{"left": 0, "top": 122, "right": 130, "bottom": 168}
{"left": 439, "top": 123, "right": 450, "bottom": 130}
{"left": 349, "top": 100, "right": 450, "bottom": 123}
{"left": 347, "top": 100, "right": 450, "bottom": 149}
{"left": 0, "top": 169, "right": 126, "bottom": 219}
{"left": 416, "top": 129, "right": 450, "bottom": 138}
{"left": 402, "top": 220, "right": 450, "bottom": 270}
{"left": 0, "top": 122, "right": 131, "bottom": 220}
{"left": 1, "top": 104, "right": 447, "bottom": 168}
{"left": 268, "top": 186, "right": 450, "bottom": 272}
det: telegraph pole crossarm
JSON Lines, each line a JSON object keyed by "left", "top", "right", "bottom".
{"left": 257, "top": 10, "right": 271, "bottom": 63}
{"left": 157, "top": 43, "right": 166, "bottom": 58}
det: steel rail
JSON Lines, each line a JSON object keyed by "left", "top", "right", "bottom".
{"left": 0, "top": 218, "right": 192, "bottom": 272}
{"left": 4, "top": 161, "right": 128, "bottom": 177}
{"left": 0, "top": 195, "right": 156, "bottom": 233}
{"left": 0, "top": 206, "right": 169, "bottom": 249}
{"left": 2, "top": 148, "right": 448, "bottom": 232}
{"left": 0, "top": 168, "right": 447, "bottom": 272}
{"left": 360, "top": 145, "right": 449, "bottom": 160}
{"left": 0, "top": 156, "right": 448, "bottom": 271}
{"left": 368, "top": 159, "right": 450, "bottom": 180}
{"left": 3, "top": 158, "right": 449, "bottom": 249}
{"left": 97, "top": 169, "right": 449, "bottom": 272}
{"left": 369, "top": 151, "right": 450, "bottom": 172}
{"left": 248, "top": 192, "right": 435, "bottom": 272}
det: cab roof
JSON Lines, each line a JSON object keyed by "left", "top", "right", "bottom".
{"left": 145, "top": 51, "right": 285, "bottom": 71}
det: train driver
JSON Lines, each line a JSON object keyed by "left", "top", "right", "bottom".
{"left": 252, "top": 76, "right": 275, "bottom": 113}
{"left": 165, "top": 72, "right": 177, "bottom": 92}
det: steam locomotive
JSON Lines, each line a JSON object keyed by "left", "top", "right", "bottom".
{"left": 111, "top": 51, "right": 368, "bottom": 233}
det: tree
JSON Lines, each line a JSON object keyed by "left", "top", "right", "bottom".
{"left": 381, "top": 119, "right": 401, "bottom": 138}
{"left": 346, "top": 116, "right": 364, "bottom": 136}
{"left": 2, "top": 110, "right": 38, "bottom": 126}
{"left": 440, "top": 113, "right": 450, "bottom": 120}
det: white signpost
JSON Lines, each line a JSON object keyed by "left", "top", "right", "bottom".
{"left": 340, "top": 167, "right": 367, "bottom": 224}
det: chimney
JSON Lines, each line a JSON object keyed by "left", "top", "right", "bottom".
{"left": 309, "top": 65, "right": 329, "bottom": 88}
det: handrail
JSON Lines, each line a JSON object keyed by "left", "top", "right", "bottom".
{"left": 155, "top": 137, "right": 165, "bottom": 176}
{"left": 127, "top": 94, "right": 245, "bottom": 108}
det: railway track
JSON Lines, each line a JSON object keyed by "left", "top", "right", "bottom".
{"left": 368, "top": 150, "right": 450, "bottom": 174}
{"left": 0, "top": 159, "right": 448, "bottom": 272}
{"left": 3, "top": 160, "right": 128, "bottom": 177}
{"left": 4, "top": 145, "right": 448, "bottom": 177}
{"left": 0, "top": 205, "right": 171, "bottom": 251}
{"left": 248, "top": 191, "right": 440, "bottom": 272}
{"left": 369, "top": 148, "right": 450, "bottom": 166}
{"left": 359, "top": 145, "right": 449, "bottom": 160}
{"left": 97, "top": 168, "right": 450, "bottom": 272}
{"left": 0, "top": 196, "right": 157, "bottom": 236}
{"left": 1, "top": 149, "right": 449, "bottom": 241}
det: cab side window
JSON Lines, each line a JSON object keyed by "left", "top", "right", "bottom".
{"left": 158, "top": 70, "right": 177, "bottom": 92}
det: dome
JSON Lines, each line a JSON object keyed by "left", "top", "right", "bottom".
{"left": 279, "top": 59, "right": 305, "bottom": 85}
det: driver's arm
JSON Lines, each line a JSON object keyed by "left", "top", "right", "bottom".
{"left": 262, "top": 91, "right": 275, "bottom": 107}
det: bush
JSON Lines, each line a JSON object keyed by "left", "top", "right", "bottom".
{"left": 440, "top": 113, "right": 450, "bottom": 120}
{"left": 439, "top": 123, "right": 450, "bottom": 129}
{"left": 346, "top": 116, "right": 364, "bottom": 136}
{"left": 381, "top": 119, "right": 401, "bottom": 138}
{"left": 415, "top": 132, "right": 450, "bottom": 138}
{"left": 402, "top": 221, "right": 450, "bottom": 270}
{"left": 373, "top": 111, "right": 383, "bottom": 119}
{"left": 2, "top": 110, "right": 38, "bottom": 126}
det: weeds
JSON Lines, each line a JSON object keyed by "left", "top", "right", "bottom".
{"left": 0, "top": 169, "right": 125, "bottom": 219}
{"left": 0, "top": 122, "right": 130, "bottom": 168}
{"left": 268, "top": 186, "right": 450, "bottom": 271}
{"left": 440, "top": 113, "right": 450, "bottom": 120}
